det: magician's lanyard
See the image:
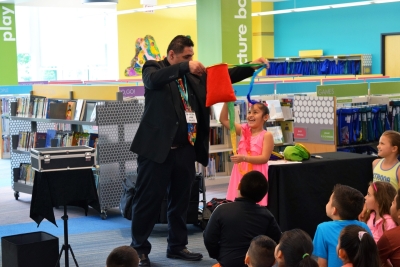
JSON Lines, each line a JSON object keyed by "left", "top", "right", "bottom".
{"left": 176, "top": 76, "right": 191, "bottom": 111}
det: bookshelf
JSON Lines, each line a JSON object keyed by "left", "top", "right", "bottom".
{"left": 0, "top": 86, "right": 33, "bottom": 159}
{"left": 9, "top": 84, "right": 143, "bottom": 220}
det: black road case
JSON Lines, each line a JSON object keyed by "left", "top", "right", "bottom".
{"left": 1, "top": 231, "right": 59, "bottom": 267}
{"left": 30, "top": 146, "right": 96, "bottom": 172}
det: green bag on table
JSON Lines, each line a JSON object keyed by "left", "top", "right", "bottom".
{"left": 283, "top": 143, "right": 311, "bottom": 161}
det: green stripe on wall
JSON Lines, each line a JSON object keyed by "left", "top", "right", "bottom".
{"left": 0, "top": 3, "right": 17, "bottom": 85}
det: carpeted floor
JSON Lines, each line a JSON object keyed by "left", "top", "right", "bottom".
{"left": 0, "top": 159, "right": 229, "bottom": 267}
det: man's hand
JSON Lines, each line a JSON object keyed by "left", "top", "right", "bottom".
{"left": 189, "top": 61, "right": 206, "bottom": 76}
{"left": 250, "top": 57, "right": 270, "bottom": 70}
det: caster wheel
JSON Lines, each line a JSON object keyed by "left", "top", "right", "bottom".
{"left": 100, "top": 212, "right": 107, "bottom": 220}
{"left": 14, "top": 191, "right": 19, "bottom": 200}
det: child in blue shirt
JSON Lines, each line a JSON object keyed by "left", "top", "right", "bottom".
{"left": 313, "top": 184, "right": 372, "bottom": 267}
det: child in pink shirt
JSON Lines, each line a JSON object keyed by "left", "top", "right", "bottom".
{"left": 363, "top": 181, "right": 397, "bottom": 242}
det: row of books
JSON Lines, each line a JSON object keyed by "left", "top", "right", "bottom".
{"left": 15, "top": 130, "right": 98, "bottom": 151}
{"left": 2, "top": 117, "right": 9, "bottom": 134}
{"left": 195, "top": 152, "right": 231, "bottom": 178}
{"left": 209, "top": 127, "right": 225, "bottom": 146}
{"left": 13, "top": 97, "right": 97, "bottom": 122}
{"left": 1, "top": 98, "right": 12, "bottom": 115}
{"left": 17, "top": 163, "right": 35, "bottom": 185}
{"left": 2, "top": 135, "right": 11, "bottom": 156}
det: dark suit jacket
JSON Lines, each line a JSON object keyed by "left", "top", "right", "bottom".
{"left": 130, "top": 58, "right": 255, "bottom": 166}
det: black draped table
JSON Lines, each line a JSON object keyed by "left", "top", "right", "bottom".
{"left": 267, "top": 152, "right": 375, "bottom": 238}
{"left": 30, "top": 169, "right": 101, "bottom": 226}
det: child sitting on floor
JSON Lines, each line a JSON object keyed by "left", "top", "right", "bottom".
{"left": 313, "top": 184, "right": 371, "bottom": 267}
{"left": 362, "top": 181, "right": 397, "bottom": 242}
{"left": 245, "top": 235, "right": 276, "bottom": 267}
{"left": 275, "top": 229, "right": 318, "bottom": 267}
{"left": 106, "top": 245, "right": 139, "bottom": 267}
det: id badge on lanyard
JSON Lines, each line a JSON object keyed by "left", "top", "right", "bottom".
{"left": 185, "top": 112, "right": 197, "bottom": 123}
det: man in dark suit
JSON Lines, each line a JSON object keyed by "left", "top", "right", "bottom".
{"left": 130, "top": 35, "right": 268, "bottom": 267}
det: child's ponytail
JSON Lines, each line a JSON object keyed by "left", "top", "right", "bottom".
{"left": 299, "top": 253, "right": 318, "bottom": 267}
{"left": 353, "top": 231, "right": 380, "bottom": 267}
{"left": 339, "top": 226, "right": 380, "bottom": 267}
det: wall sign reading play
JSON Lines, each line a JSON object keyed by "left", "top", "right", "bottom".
{"left": 0, "top": 3, "right": 17, "bottom": 85}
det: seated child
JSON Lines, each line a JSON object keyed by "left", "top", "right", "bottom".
{"left": 337, "top": 224, "right": 380, "bottom": 267}
{"left": 244, "top": 235, "right": 276, "bottom": 267}
{"left": 377, "top": 188, "right": 400, "bottom": 267}
{"left": 363, "top": 181, "right": 397, "bottom": 242}
{"left": 203, "top": 170, "right": 281, "bottom": 267}
{"left": 106, "top": 245, "right": 139, "bottom": 267}
{"left": 313, "top": 184, "right": 372, "bottom": 267}
{"left": 274, "top": 229, "right": 318, "bottom": 267}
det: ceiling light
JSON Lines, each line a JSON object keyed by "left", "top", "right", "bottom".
{"left": 331, "top": 1, "right": 372, "bottom": 8}
{"left": 373, "top": 0, "right": 400, "bottom": 3}
{"left": 294, "top": 5, "right": 331, "bottom": 12}
{"left": 253, "top": 9, "right": 294, "bottom": 16}
{"left": 83, "top": 0, "right": 118, "bottom": 4}
{"left": 117, "top": 1, "right": 195, "bottom": 15}
{"left": 166, "top": 2, "right": 196, "bottom": 8}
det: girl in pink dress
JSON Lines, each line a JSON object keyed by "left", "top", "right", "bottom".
{"left": 219, "top": 102, "right": 274, "bottom": 206}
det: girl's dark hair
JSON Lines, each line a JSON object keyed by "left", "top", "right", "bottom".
{"left": 251, "top": 102, "right": 269, "bottom": 128}
{"left": 363, "top": 181, "right": 397, "bottom": 232}
{"left": 278, "top": 229, "right": 318, "bottom": 267}
{"left": 382, "top": 130, "right": 400, "bottom": 155}
{"left": 251, "top": 102, "right": 269, "bottom": 116}
{"left": 339, "top": 225, "right": 380, "bottom": 267}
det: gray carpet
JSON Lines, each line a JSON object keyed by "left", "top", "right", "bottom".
{"left": 0, "top": 159, "right": 229, "bottom": 267}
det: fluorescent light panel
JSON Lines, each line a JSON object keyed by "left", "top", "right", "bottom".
{"left": 117, "top": 1, "right": 195, "bottom": 15}
{"left": 331, "top": 1, "right": 372, "bottom": 8}
{"left": 294, "top": 5, "right": 331, "bottom": 11}
{"left": 252, "top": 0, "right": 399, "bottom": 16}
{"left": 373, "top": 0, "right": 400, "bottom": 3}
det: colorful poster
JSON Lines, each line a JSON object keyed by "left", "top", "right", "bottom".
{"left": 124, "top": 35, "right": 162, "bottom": 77}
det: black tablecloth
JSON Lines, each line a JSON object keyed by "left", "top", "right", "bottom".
{"left": 267, "top": 152, "right": 375, "bottom": 238}
{"left": 30, "top": 169, "right": 101, "bottom": 226}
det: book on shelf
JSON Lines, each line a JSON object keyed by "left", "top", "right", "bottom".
{"left": 210, "top": 103, "right": 224, "bottom": 122}
{"left": 74, "top": 99, "right": 85, "bottom": 121}
{"left": 18, "top": 163, "right": 35, "bottom": 185}
{"left": 280, "top": 98, "right": 293, "bottom": 120}
{"left": 234, "top": 100, "right": 247, "bottom": 122}
{"left": 266, "top": 126, "right": 284, "bottom": 144}
{"left": 264, "top": 100, "right": 284, "bottom": 120}
{"left": 48, "top": 102, "right": 68, "bottom": 119}
{"left": 89, "top": 103, "right": 97, "bottom": 122}
{"left": 65, "top": 101, "right": 76, "bottom": 120}
{"left": 83, "top": 102, "right": 97, "bottom": 122}
{"left": 279, "top": 121, "right": 294, "bottom": 144}
{"left": 209, "top": 127, "right": 225, "bottom": 146}
{"left": 45, "top": 129, "right": 57, "bottom": 147}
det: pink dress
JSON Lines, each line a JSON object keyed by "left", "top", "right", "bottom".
{"left": 226, "top": 124, "right": 269, "bottom": 206}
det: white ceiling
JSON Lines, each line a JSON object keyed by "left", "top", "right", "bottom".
{"left": 0, "top": 0, "right": 116, "bottom": 8}
{"left": 1, "top": 0, "right": 287, "bottom": 8}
